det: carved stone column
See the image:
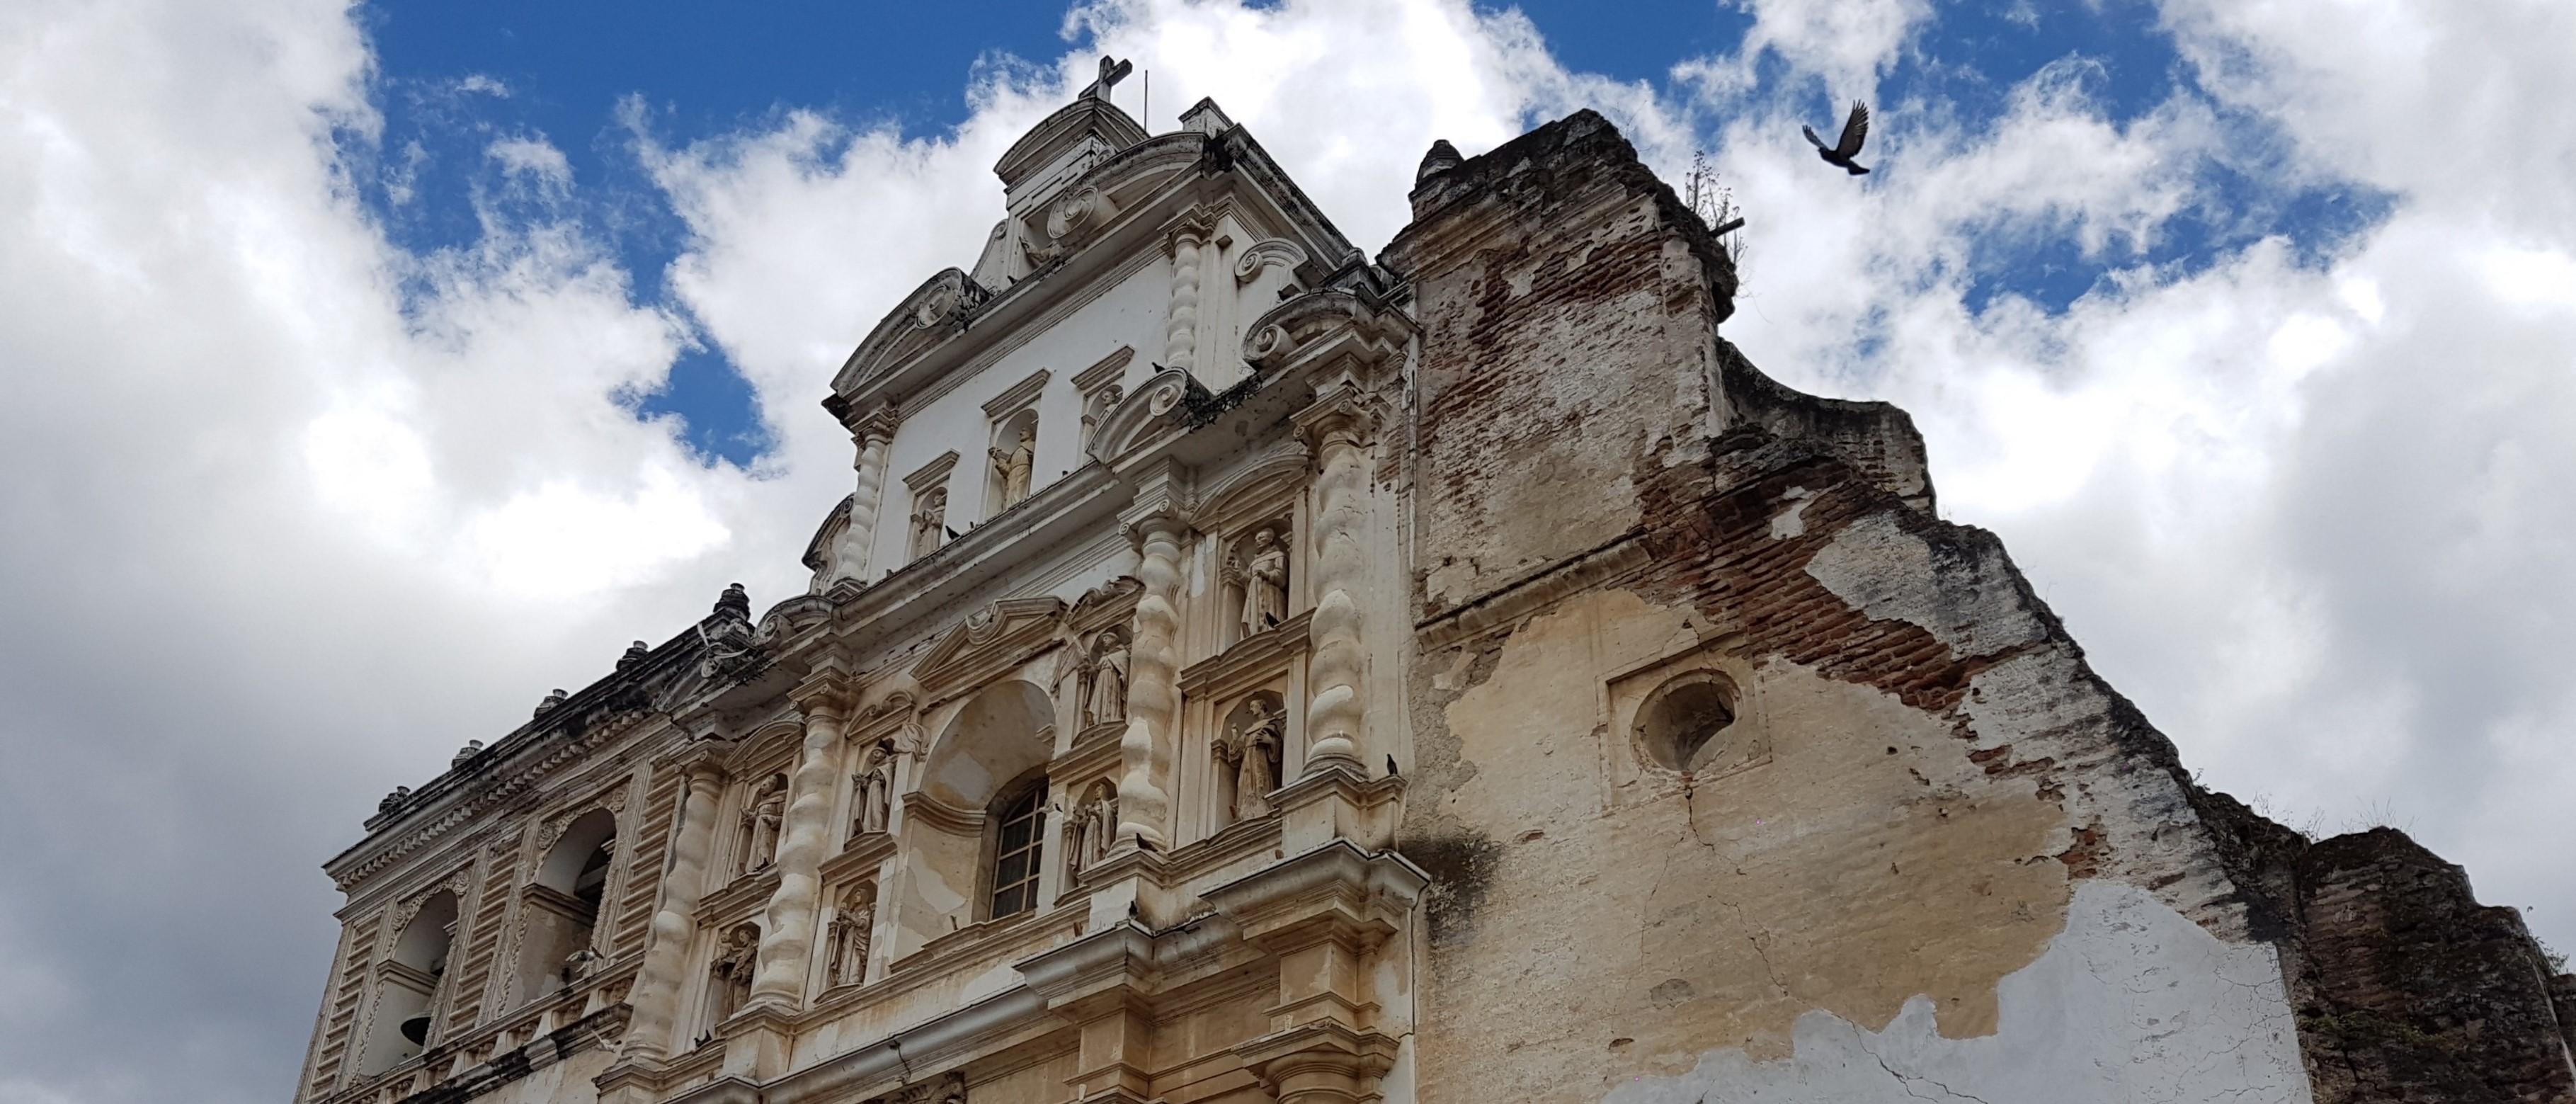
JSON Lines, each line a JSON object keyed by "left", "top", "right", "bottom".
{"left": 1115, "top": 511, "right": 1188, "bottom": 852}
{"left": 1163, "top": 219, "right": 1208, "bottom": 372}
{"left": 831, "top": 408, "right": 898, "bottom": 584}
{"left": 1295, "top": 391, "right": 1377, "bottom": 773}
{"left": 622, "top": 751, "right": 726, "bottom": 1061}
{"left": 749, "top": 672, "right": 852, "bottom": 1008}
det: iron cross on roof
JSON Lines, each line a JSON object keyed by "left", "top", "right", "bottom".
{"left": 1084, "top": 56, "right": 1133, "bottom": 101}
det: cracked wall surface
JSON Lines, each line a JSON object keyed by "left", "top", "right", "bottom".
{"left": 1388, "top": 109, "right": 2572, "bottom": 1104}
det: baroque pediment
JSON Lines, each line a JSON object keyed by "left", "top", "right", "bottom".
{"left": 832, "top": 268, "right": 993, "bottom": 394}
{"left": 911, "top": 596, "right": 1067, "bottom": 700}
{"left": 1088, "top": 367, "right": 1215, "bottom": 466}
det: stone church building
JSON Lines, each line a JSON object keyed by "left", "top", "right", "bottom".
{"left": 297, "top": 72, "right": 2576, "bottom": 1104}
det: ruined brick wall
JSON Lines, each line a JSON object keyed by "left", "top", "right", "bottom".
{"left": 1385, "top": 110, "right": 2574, "bottom": 1104}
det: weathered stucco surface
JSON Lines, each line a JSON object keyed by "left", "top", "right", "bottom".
{"left": 1600, "top": 881, "right": 2310, "bottom": 1103}
{"left": 1423, "top": 586, "right": 2076, "bottom": 1085}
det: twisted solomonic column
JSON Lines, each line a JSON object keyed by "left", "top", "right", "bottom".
{"left": 748, "top": 678, "right": 851, "bottom": 1008}
{"left": 1115, "top": 512, "right": 1189, "bottom": 851}
{"left": 1163, "top": 220, "right": 1207, "bottom": 372}
{"left": 831, "top": 409, "right": 898, "bottom": 584}
{"left": 1299, "top": 397, "right": 1376, "bottom": 772}
{"left": 624, "top": 753, "right": 726, "bottom": 1059}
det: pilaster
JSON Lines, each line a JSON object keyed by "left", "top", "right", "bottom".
{"left": 833, "top": 406, "right": 899, "bottom": 585}
{"left": 1114, "top": 484, "right": 1192, "bottom": 853}
{"left": 748, "top": 667, "right": 855, "bottom": 1013}
{"left": 1292, "top": 386, "right": 1382, "bottom": 774}
{"left": 618, "top": 745, "right": 730, "bottom": 1064}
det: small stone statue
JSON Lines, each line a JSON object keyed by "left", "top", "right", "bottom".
{"left": 910, "top": 487, "right": 948, "bottom": 562}
{"left": 826, "top": 884, "right": 874, "bottom": 987}
{"left": 743, "top": 776, "right": 786, "bottom": 872}
{"left": 1229, "top": 528, "right": 1288, "bottom": 640}
{"left": 377, "top": 786, "right": 411, "bottom": 814}
{"left": 710, "top": 924, "right": 758, "bottom": 1022}
{"left": 1085, "top": 629, "right": 1129, "bottom": 726}
{"left": 1084, "top": 783, "right": 1117, "bottom": 867}
{"left": 990, "top": 424, "right": 1036, "bottom": 510}
{"left": 850, "top": 740, "right": 894, "bottom": 838}
{"left": 1219, "top": 699, "right": 1285, "bottom": 822}
{"left": 1064, "top": 801, "right": 1096, "bottom": 879}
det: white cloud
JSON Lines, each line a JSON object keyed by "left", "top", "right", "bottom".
{"left": 2, "top": 0, "right": 2573, "bottom": 1100}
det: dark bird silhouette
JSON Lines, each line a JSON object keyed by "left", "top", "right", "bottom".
{"left": 1803, "top": 101, "right": 1872, "bottom": 175}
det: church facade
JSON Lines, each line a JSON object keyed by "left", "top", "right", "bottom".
{"left": 297, "top": 75, "right": 2576, "bottom": 1104}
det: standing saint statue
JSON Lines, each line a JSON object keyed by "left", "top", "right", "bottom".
{"left": 1227, "top": 699, "right": 1285, "bottom": 821}
{"left": 1063, "top": 800, "right": 1096, "bottom": 880}
{"left": 908, "top": 487, "right": 947, "bottom": 562}
{"left": 743, "top": 776, "right": 785, "bottom": 873}
{"left": 1085, "top": 629, "right": 1129, "bottom": 726}
{"left": 850, "top": 740, "right": 894, "bottom": 838}
{"left": 1231, "top": 527, "right": 1288, "bottom": 640}
{"left": 991, "top": 424, "right": 1035, "bottom": 510}
{"left": 826, "top": 884, "right": 874, "bottom": 988}
{"left": 1085, "top": 783, "right": 1118, "bottom": 865}
{"left": 711, "top": 924, "right": 758, "bottom": 1022}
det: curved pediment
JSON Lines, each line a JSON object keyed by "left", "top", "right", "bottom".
{"left": 831, "top": 268, "right": 992, "bottom": 395}
{"left": 1086, "top": 367, "right": 1214, "bottom": 466}
{"left": 1241, "top": 288, "right": 1418, "bottom": 376}
{"left": 996, "top": 96, "right": 1150, "bottom": 189}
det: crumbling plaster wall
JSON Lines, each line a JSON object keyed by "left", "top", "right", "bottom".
{"left": 1388, "top": 108, "right": 2576, "bottom": 1104}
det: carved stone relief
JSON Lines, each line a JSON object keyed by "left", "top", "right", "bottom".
{"left": 707, "top": 923, "right": 759, "bottom": 1025}
{"left": 739, "top": 774, "right": 787, "bottom": 877}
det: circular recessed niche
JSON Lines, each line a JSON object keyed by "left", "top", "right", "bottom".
{"left": 1636, "top": 671, "right": 1738, "bottom": 773}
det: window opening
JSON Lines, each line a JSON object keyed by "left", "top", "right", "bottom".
{"left": 988, "top": 784, "right": 1045, "bottom": 919}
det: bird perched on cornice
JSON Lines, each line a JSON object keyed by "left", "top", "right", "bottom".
{"left": 1803, "top": 101, "right": 1872, "bottom": 175}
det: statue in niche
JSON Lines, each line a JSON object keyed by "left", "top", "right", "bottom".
{"left": 825, "top": 884, "right": 874, "bottom": 988}
{"left": 990, "top": 423, "right": 1035, "bottom": 510}
{"left": 742, "top": 775, "right": 786, "bottom": 874}
{"left": 1226, "top": 527, "right": 1289, "bottom": 641}
{"left": 1218, "top": 698, "right": 1286, "bottom": 822}
{"left": 1084, "top": 629, "right": 1129, "bottom": 727}
{"left": 908, "top": 487, "right": 947, "bottom": 562}
{"left": 1065, "top": 780, "right": 1118, "bottom": 877}
{"left": 850, "top": 739, "right": 894, "bottom": 838}
{"left": 710, "top": 923, "right": 758, "bottom": 1023}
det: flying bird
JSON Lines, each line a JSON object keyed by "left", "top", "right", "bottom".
{"left": 1803, "top": 101, "right": 1872, "bottom": 175}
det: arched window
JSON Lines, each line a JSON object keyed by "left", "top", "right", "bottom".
{"left": 986, "top": 777, "right": 1047, "bottom": 920}
{"left": 358, "top": 889, "right": 457, "bottom": 1076}
{"left": 514, "top": 808, "right": 617, "bottom": 1005}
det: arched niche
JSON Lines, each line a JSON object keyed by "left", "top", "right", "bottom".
{"left": 513, "top": 808, "right": 617, "bottom": 1005}
{"left": 358, "top": 889, "right": 457, "bottom": 1075}
{"left": 918, "top": 679, "right": 1054, "bottom": 811}
{"left": 894, "top": 680, "right": 1054, "bottom": 956}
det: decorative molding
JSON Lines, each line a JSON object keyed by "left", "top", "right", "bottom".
{"left": 1071, "top": 346, "right": 1134, "bottom": 397}
{"left": 1233, "top": 237, "right": 1309, "bottom": 285}
{"left": 902, "top": 452, "right": 962, "bottom": 493}
{"left": 911, "top": 596, "right": 1068, "bottom": 702}
{"left": 979, "top": 369, "right": 1051, "bottom": 420}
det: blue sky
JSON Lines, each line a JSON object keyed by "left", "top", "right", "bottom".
{"left": 8, "top": 1, "right": 2576, "bottom": 1102}
{"left": 349, "top": 0, "right": 2384, "bottom": 465}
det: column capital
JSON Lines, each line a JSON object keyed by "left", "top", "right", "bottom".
{"left": 1291, "top": 385, "right": 1384, "bottom": 451}
{"left": 823, "top": 395, "right": 900, "bottom": 440}
{"left": 789, "top": 667, "right": 856, "bottom": 719}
